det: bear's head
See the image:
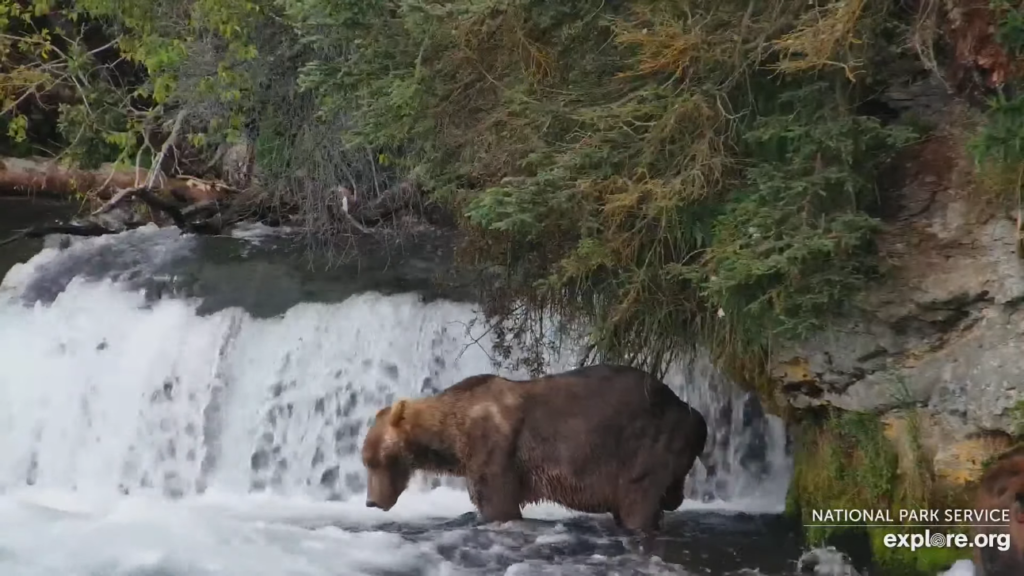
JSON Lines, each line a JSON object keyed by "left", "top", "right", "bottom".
{"left": 973, "top": 450, "right": 1024, "bottom": 573}
{"left": 361, "top": 399, "right": 413, "bottom": 511}
{"left": 976, "top": 492, "right": 1024, "bottom": 573}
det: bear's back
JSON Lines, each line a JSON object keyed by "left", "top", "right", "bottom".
{"left": 528, "top": 363, "right": 689, "bottom": 416}
{"left": 440, "top": 364, "right": 684, "bottom": 410}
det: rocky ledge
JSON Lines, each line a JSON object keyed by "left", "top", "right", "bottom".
{"left": 770, "top": 78, "right": 1024, "bottom": 488}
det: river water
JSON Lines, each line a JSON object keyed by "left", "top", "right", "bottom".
{"left": 0, "top": 201, "right": 978, "bottom": 575}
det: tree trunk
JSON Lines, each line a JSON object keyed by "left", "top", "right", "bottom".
{"left": 0, "top": 156, "right": 225, "bottom": 204}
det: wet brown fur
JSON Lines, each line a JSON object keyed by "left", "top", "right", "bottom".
{"left": 361, "top": 364, "right": 708, "bottom": 533}
{"left": 972, "top": 444, "right": 1024, "bottom": 575}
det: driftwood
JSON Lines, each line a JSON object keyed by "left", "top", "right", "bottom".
{"left": 0, "top": 140, "right": 256, "bottom": 242}
{"left": 0, "top": 156, "right": 229, "bottom": 204}
{"left": 91, "top": 107, "right": 192, "bottom": 216}
{"left": 0, "top": 168, "right": 231, "bottom": 246}
{"left": 0, "top": 186, "right": 254, "bottom": 246}
{"left": 0, "top": 147, "right": 439, "bottom": 248}
{"left": 346, "top": 180, "right": 420, "bottom": 225}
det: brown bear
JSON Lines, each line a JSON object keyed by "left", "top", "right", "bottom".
{"left": 972, "top": 444, "right": 1024, "bottom": 575}
{"left": 360, "top": 363, "right": 709, "bottom": 533}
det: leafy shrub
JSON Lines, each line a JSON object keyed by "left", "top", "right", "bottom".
{"left": 4, "top": 0, "right": 921, "bottom": 377}
{"left": 288, "top": 0, "right": 918, "bottom": 374}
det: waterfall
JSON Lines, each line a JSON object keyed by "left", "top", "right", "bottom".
{"left": 0, "top": 226, "right": 791, "bottom": 508}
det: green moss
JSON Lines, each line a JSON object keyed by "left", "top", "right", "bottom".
{"left": 969, "top": 3, "right": 1024, "bottom": 222}
{"left": 789, "top": 411, "right": 898, "bottom": 538}
{"left": 788, "top": 409, "right": 973, "bottom": 575}
{"left": 869, "top": 529, "right": 972, "bottom": 575}
{"left": 1009, "top": 400, "right": 1024, "bottom": 436}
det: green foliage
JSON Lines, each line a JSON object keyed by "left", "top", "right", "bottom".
{"left": 1, "top": 0, "right": 261, "bottom": 168}
{"left": 789, "top": 410, "right": 969, "bottom": 575}
{"left": 969, "top": 2, "right": 1024, "bottom": 204}
{"left": 5, "top": 0, "right": 921, "bottom": 378}
{"left": 790, "top": 411, "right": 899, "bottom": 535}
{"left": 282, "top": 0, "right": 918, "bottom": 374}
{"left": 969, "top": 91, "right": 1024, "bottom": 166}
{"left": 705, "top": 83, "right": 916, "bottom": 350}
{"left": 993, "top": 0, "right": 1024, "bottom": 56}
{"left": 870, "top": 529, "right": 971, "bottom": 576}
{"left": 1009, "top": 399, "right": 1024, "bottom": 435}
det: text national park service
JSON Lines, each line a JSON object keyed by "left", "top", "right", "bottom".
{"left": 811, "top": 508, "right": 1014, "bottom": 524}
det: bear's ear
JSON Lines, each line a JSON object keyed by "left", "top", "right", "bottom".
{"left": 389, "top": 399, "right": 409, "bottom": 427}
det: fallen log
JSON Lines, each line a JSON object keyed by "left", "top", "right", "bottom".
{"left": 0, "top": 154, "right": 446, "bottom": 247}
{"left": 0, "top": 156, "right": 229, "bottom": 204}
{"left": 0, "top": 150, "right": 257, "bottom": 244}
{"left": 0, "top": 186, "right": 253, "bottom": 246}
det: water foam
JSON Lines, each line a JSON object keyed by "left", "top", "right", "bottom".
{"left": 939, "top": 560, "right": 975, "bottom": 576}
{"left": 0, "top": 228, "right": 793, "bottom": 575}
{"left": 0, "top": 493, "right": 441, "bottom": 576}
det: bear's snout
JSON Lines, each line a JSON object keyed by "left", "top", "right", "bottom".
{"left": 366, "top": 499, "right": 381, "bottom": 509}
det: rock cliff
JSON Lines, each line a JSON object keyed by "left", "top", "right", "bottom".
{"left": 771, "top": 75, "right": 1024, "bottom": 487}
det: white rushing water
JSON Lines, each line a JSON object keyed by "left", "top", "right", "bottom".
{"left": 0, "top": 227, "right": 795, "bottom": 576}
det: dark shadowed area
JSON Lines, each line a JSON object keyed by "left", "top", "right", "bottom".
{"left": 1, "top": 198, "right": 477, "bottom": 317}
{"left": 0, "top": 198, "right": 78, "bottom": 280}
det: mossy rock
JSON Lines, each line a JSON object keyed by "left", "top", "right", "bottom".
{"left": 788, "top": 411, "right": 900, "bottom": 532}
{"left": 868, "top": 528, "right": 972, "bottom": 576}
{"left": 788, "top": 409, "right": 977, "bottom": 575}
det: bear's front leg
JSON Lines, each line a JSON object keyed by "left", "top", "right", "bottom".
{"left": 466, "top": 446, "right": 523, "bottom": 523}
{"left": 469, "top": 472, "right": 523, "bottom": 523}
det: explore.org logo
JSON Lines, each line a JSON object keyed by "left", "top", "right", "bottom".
{"left": 881, "top": 530, "right": 1011, "bottom": 552}
{"left": 806, "top": 508, "right": 1016, "bottom": 554}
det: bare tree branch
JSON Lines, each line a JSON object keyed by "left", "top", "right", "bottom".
{"left": 91, "top": 107, "right": 190, "bottom": 216}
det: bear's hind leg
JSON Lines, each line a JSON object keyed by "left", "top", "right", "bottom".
{"left": 660, "top": 476, "right": 685, "bottom": 511}
{"left": 662, "top": 449, "right": 699, "bottom": 511}
{"left": 616, "top": 489, "right": 665, "bottom": 535}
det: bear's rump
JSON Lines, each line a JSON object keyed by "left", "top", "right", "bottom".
{"left": 512, "top": 406, "right": 690, "bottom": 512}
